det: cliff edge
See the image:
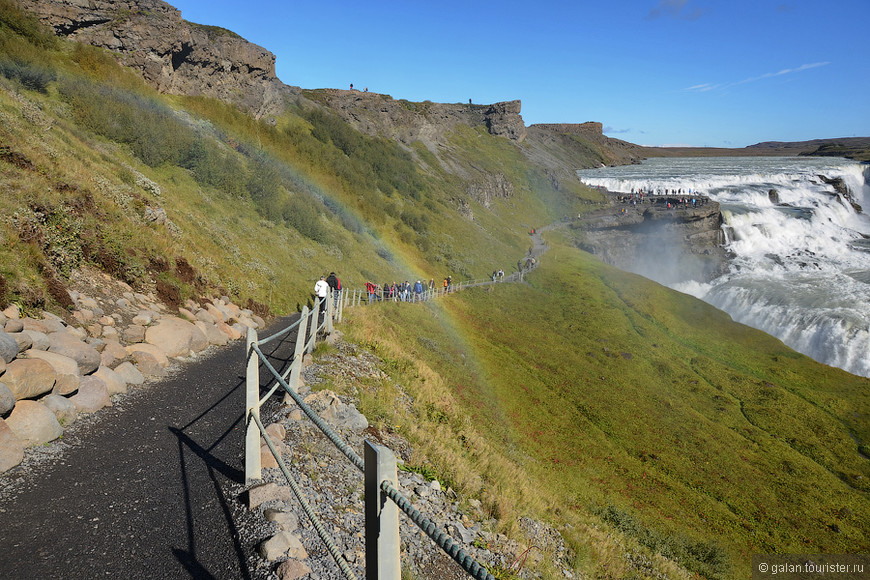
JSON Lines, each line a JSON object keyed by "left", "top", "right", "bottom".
{"left": 17, "top": 0, "right": 290, "bottom": 117}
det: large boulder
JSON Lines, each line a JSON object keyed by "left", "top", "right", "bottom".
{"left": 8, "top": 331, "right": 32, "bottom": 352}
{"left": 3, "top": 359, "right": 56, "bottom": 400}
{"left": 195, "top": 309, "right": 218, "bottom": 325}
{"left": 0, "top": 331, "right": 19, "bottom": 363}
{"left": 52, "top": 374, "right": 81, "bottom": 397}
{"left": 5, "top": 400, "right": 63, "bottom": 447}
{"left": 40, "top": 393, "right": 78, "bottom": 426}
{"left": 20, "top": 318, "right": 48, "bottom": 333}
{"left": 4, "top": 319, "right": 23, "bottom": 333}
{"left": 205, "top": 303, "right": 230, "bottom": 322}
{"left": 35, "top": 314, "right": 66, "bottom": 334}
{"left": 93, "top": 366, "right": 127, "bottom": 396}
{"left": 23, "top": 349, "right": 81, "bottom": 396}
{"left": 123, "top": 325, "right": 146, "bottom": 343}
{"left": 0, "top": 383, "right": 15, "bottom": 415}
{"left": 217, "top": 321, "right": 242, "bottom": 341}
{"left": 112, "top": 361, "right": 144, "bottom": 386}
{"left": 145, "top": 317, "right": 208, "bottom": 357}
{"left": 24, "top": 349, "right": 80, "bottom": 378}
{"left": 195, "top": 321, "right": 229, "bottom": 347}
{"left": 21, "top": 329, "right": 51, "bottom": 351}
{"left": 125, "top": 343, "right": 169, "bottom": 368}
{"left": 47, "top": 332, "right": 101, "bottom": 375}
{"left": 69, "top": 377, "right": 112, "bottom": 413}
{"left": 0, "top": 418, "right": 24, "bottom": 473}
{"left": 101, "top": 340, "right": 128, "bottom": 367}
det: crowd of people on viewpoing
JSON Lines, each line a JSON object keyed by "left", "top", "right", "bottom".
{"left": 312, "top": 266, "right": 532, "bottom": 310}
{"left": 612, "top": 187, "right": 709, "bottom": 211}
{"left": 313, "top": 228, "right": 542, "bottom": 310}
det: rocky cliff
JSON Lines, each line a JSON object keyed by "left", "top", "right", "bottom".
{"left": 303, "top": 89, "right": 527, "bottom": 145}
{"left": 17, "top": 0, "right": 289, "bottom": 117}
{"left": 526, "top": 122, "right": 646, "bottom": 167}
{"left": 19, "top": 0, "right": 646, "bottom": 176}
{"left": 573, "top": 191, "right": 728, "bottom": 284}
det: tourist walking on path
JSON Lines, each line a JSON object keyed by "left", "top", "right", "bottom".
{"left": 314, "top": 275, "right": 330, "bottom": 313}
{"left": 326, "top": 271, "right": 341, "bottom": 307}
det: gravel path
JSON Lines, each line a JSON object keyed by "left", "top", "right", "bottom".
{"left": 0, "top": 316, "right": 299, "bottom": 580}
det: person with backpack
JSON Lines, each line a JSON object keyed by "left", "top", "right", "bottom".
{"left": 326, "top": 271, "right": 341, "bottom": 307}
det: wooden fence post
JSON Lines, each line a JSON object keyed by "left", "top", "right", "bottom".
{"left": 287, "top": 306, "right": 309, "bottom": 395}
{"left": 365, "top": 440, "right": 400, "bottom": 580}
{"left": 245, "top": 327, "right": 261, "bottom": 484}
{"left": 308, "top": 299, "right": 319, "bottom": 354}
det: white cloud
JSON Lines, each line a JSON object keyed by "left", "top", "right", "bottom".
{"left": 685, "top": 61, "right": 830, "bottom": 92}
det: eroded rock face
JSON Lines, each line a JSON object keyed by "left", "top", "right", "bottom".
{"left": 298, "top": 90, "right": 527, "bottom": 146}
{"left": 466, "top": 173, "right": 515, "bottom": 209}
{"left": 574, "top": 194, "right": 729, "bottom": 284}
{"left": 484, "top": 100, "right": 526, "bottom": 142}
{"left": 19, "top": 0, "right": 287, "bottom": 117}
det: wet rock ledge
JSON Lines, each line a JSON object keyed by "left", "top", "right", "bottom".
{"left": 572, "top": 189, "right": 730, "bottom": 284}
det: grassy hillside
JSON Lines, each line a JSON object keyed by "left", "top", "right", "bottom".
{"left": 339, "top": 231, "right": 869, "bottom": 579}
{"left": 3, "top": 3, "right": 867, "bottom": 579}
{"left": 0, "top": 0, "right": 596, "bottom": 317}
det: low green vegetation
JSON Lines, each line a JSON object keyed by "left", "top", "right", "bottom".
{"left": 0, "top": 1, "right": 575, "bottom": 314}
{"left": 342, "top": 234, "right": 869, "bottom": 579}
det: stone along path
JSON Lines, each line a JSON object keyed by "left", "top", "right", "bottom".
{"left": 0, "top": 315, "right": 299, "bottom": 579}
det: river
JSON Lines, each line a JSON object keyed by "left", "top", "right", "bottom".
{"left": 576, "top": 156, "right": 870, "bottom": 377}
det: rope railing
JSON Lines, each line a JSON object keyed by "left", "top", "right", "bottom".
{"left": 381, "top": 480, "right": 495, "bottom": 580}
{"left": 244, "top": 243, "right": 547, "bottom": 579}
{"left": 250, "top": 412, "right": 360, "bottom": 580}
{"left": 250, "top": 339, "right": 365, "bottom": 472}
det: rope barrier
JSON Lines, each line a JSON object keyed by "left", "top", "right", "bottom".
{"left": 248, "top": 230, "right": 548, "bottom": 579}
{"left": 251, "top": 342, "right": 365, "bottom": 473}
{"left": 258, "top": 356, "right": 293, "bottom": 407}
{"left": 258, "top": 315, "right": 304, "bottom": 345}
{"left": 380, "top": 480, "right": 496, "bottom": 580}
{"left": 250, "top": 413, "right": 359, "bottom": 580}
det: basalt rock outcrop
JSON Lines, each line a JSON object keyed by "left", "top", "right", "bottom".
{"left": 304, "top": 90, "right": 526, "bottom": 145}
{"left": 21, "top": 0, "right": 647, "bottom": 184}
{"left": 816, "top": 174, "right": 863, "bottom": 213}
{"left": 573, "top": 192, "right": 729, "bottom": 284}
{"left": 18, "top": 0, "right": 289, "bottom": 117}
{"left": 526, "top": 122, "right": 646, "bottom": 167}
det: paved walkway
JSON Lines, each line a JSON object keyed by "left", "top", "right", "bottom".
{"left": 0, "top": 225, "right": 556, "bottom": 579}
{"left": 0, "top": 317, "right": 298, "bottom": 580}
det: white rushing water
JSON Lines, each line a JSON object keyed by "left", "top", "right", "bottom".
{"left": 576, "top": 157, "right": 870, "bottom": 377}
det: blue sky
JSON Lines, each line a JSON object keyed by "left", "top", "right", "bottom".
{"left": 170, "top": 0, "right": 869, "bottom": 147}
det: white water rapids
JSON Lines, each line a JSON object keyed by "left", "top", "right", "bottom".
{"left": 576, "top": 156, "right": 870, "bottom": 377}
